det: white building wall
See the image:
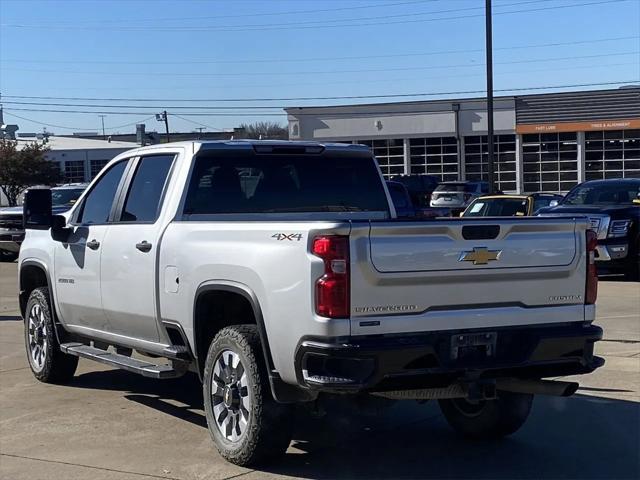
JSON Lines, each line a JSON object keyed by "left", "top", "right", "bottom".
{"left": 287, "top": 98, "right": 516, "bottom": 141}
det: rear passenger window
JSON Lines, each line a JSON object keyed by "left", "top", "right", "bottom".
{"left": 78, "top": 161, "right": 127, "bottom": 224}
{"left": 119, "top": 155, "right": 174, "bottom": 222}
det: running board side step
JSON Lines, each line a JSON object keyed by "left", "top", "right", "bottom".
{"left": 60, "top": 343, "right": 187, "bottom": 379}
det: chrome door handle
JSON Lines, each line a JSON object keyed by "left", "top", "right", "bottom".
{"left": 86, "top": 239, "right": 100, "bottom": 250}
{"left": 135, "top": 241, "right": 152, "bottom": 252}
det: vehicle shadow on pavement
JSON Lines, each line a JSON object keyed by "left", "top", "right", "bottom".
{"left": 71, "top": 369, "right": 639, "bottom": 479}
{"left": 72, "top": 370, "right": 207, "bottom": 428}
{"left": 265, "top": 394, "right": 640, "bottom": 480}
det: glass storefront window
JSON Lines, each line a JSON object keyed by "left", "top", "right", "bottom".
{"left": 464, "top": 135, "right": 516, "bottom": 191}
{"left": 585, "top": 129, "right": 640, "bottom": 180}
{"left": 64, "top": 160, "right": 86, "bottom": 183}
{"left": 409, "top": 137, "right": 458, "bottom": 182}
{"left": 90, "top": 159, "right": 110, "bottom": 179}
{"left": 522, "top": 133, "right": 577, "bottom": 192}
{"left": 358, "top": 139, "right": 405, "bottom": 178}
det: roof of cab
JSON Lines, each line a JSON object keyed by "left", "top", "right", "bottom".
{"left": 198, "top": 139, "right": 369, "bottom": 151}
{"left": 120, "top": 139, "right": 370, "bottom": 156}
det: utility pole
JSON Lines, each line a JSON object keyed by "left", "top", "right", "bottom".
{"left": 163, "top": 110, "right": 170, "bottom": 143}
{"left": 485, "top": 0, "right": 496, "bottom": 194}
{"left": 98, "top": 115, "right": 106, "bottom": 139}
{"left": 196, "top": 127, "right": 205, "bottom": 139}
{"left": 157, "top": 111, "right": 170, "bottom": 143}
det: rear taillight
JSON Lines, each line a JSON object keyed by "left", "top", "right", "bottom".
{"left": 312, "top": 236, "right": 350, "bottom": 318}
{"left": 586, "top": 229, "right": 598, "bottom": 305}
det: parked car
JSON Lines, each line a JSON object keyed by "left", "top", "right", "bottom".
{"left": 462, "top": 193, "right": 565, "bottom": 217}
{"left": 0, "top": 184, "right": 87, "bottom": 262}
{"left": 388, "top": 174, "right": 439, "bottom": 208}
{"left": 430, "top": 181, "right": 489, "bottom": 213}
{"left": 18, "top": 140, "right": 602, "bottom": 466}
{"left": 538, "top": 178, "right": 640, "bottom": 280}
{"left": 386, "top": 181, "right": 445, "bottom": 218}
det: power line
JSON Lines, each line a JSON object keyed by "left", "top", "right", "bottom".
{"left": 3, "top": 51, "right": 637, "bottom": 78}
{"left": 1, "top": 0, "right": 543, "bottom": 31}
{"left": 1, "top": 0, "right": 629, "bottom": 32}
{"left": 5, "top": 61, "right": 637, "bottom": 97}
{"left": 171, "top": 114, "right": 228, "bottom": 132}
{"left": 2, "top": 81, "right": 636, "bottom": 118}
{"left": 1, "top": 111, "right": 156, "bottom": 131}
{"left": 14, "top": 0, "right": 438, "bottom": 25}
{"left": 0, "top": 0, "right": 543, "bottom": 31}
{"left": 1, "top": 35, "right": 635, "bottom": 66}
{"left": 1, "top": 112, "right": 88, "bottom": 131}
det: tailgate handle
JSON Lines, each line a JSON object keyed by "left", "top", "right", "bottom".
{"left": 462, "top": 225, "right": 500, "bottom": 240}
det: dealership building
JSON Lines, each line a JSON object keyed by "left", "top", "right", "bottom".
{"left": 285, "top": 87, "right": 640, "bottom": 193}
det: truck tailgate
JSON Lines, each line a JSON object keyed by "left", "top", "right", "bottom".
{"left": 350, "top": 217, "right": 590, "bottom": 336}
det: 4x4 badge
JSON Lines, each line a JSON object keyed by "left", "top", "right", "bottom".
{"left": 459, "top": 247, "right": 502, "bottom": 265}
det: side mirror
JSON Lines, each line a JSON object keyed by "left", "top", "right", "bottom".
{"left": 23, "top": 189, "right": 52, "bottom": 230}
{"left": 549, "top": 200, "right": 559, "bottom": 207}
{"left": 51, "top": 215, "right": 72, "bottom": 242}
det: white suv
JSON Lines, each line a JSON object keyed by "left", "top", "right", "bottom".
{"left": 430, "top": 181, "right": 490, "bottom": 211}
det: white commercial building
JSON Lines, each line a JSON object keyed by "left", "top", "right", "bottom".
{"left": 285, "top": 87, "right": 640, "bottom": 193}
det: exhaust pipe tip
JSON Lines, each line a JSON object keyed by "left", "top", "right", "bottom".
{"left": 562, "top": 382, "right": 579, "bottom": 397}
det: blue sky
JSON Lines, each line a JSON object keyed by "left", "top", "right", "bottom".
{"left": 0, "top": 0, "right": 638, "bottom": 135}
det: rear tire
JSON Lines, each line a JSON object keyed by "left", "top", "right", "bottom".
{"left": 623, "top": 258, "right": 640, "bottom": 281}
{"left": 0, "top": 249, "right": 18, "bottom": 262}
{"left": 439, "top": 391, "right": 533, "bottom": 439}
{"left": 203, "top": 325, "right": 292, "bottom": 466}
{"left": 24, "top": 287, "right": 78, "bottom": 383}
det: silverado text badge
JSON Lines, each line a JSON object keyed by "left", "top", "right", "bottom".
{"left": 354, "top": 304, "right": 418, "bottom": 314}
{"left": 459, "top": 247, "right": 502, "bottom": 265}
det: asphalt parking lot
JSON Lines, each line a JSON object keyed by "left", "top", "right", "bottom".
{"left": 1, "top": 261, "right": 638, "bottom": 480}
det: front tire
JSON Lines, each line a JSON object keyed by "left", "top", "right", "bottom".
{"left": 24, "top": 287, "right": 78, "bottom": 383}
{"left": 203, "top": 325, "right": 292, "bottom": 466}
{"left": 439, "top": 391, "right": 533, "bottom": 440}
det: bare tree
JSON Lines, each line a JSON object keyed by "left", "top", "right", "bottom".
{"left": 237, "top": 122, "right": 288, "bottom": 140}
{"left": 0, "top": 139, "right": 59, "bottom": 206}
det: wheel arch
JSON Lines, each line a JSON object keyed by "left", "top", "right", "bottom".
{"left": 19, "top": 260, "right": 53, "bottom": 319}
{"left": 193, "top": 281, "right": 314, "bottom": 403}
{"left": 193, "top": 281, "right": 274, "bottom": 376}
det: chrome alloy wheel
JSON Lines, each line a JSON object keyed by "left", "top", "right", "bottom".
{"left": 211, "top": 350, "right": 251, "bottom": 442}
{"left": 27, "top": 303, "right": 48, "bottom": 372}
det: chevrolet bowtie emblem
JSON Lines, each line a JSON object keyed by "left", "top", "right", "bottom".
{"left": 459, "top": 247, "right": 502, "bottom": 265}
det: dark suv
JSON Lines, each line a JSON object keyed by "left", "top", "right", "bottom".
{"left": 538, "top": 178, "right": 640, "bottom": 280}
{"left": 389, "top": 174, "right": 439, "bottom": 208}
{"left": 0, "top": 184, "right": 87, "bottom": 262}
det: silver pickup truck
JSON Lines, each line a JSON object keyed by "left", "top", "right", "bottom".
{"left": 18, "top": 140, "right": 603, "bottom": 466}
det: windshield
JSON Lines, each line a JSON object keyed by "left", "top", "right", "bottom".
{"left": 562, "top": 183, "right": 640, "bottom": 206}
{"left": 463, "top": 198, "right": 528, "bottom": 217}
{"left": 533, "top": 196, "right": 561, "bottom": 212}
{"left": 52, "top": 188, "right": 84, "bottom": 207}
